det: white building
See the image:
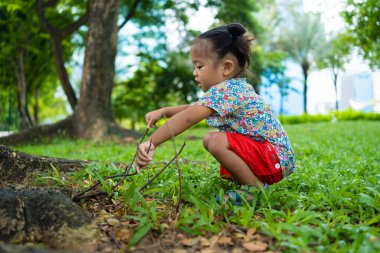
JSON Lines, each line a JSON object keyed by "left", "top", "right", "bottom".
{"left": 340, "top": 71, "right": 380, "bottom": 113}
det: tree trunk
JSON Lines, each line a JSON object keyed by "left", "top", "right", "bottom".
{"left": 34, "top": 86, "right": 40, "bottom": 125}
{"left": 50, "top": 34, "right": 78, "bottom": 111}
{"left": 14, "top": 51, "right": 32, "bottom": 130}
{"left": 35, "top": 0, "right": 78, "bottom": 111}
{"left": 0, "top": 188, "right": 100, "bottom": 252}
{"left": 279, "top": 90, "right": 284, "bottom": 116}
{"left": 0, "top": 143, "right": 88, "bottom": 184}
{"left": 73, "top": 0, "right": 120, "bottom": 140}
{"left": 301, "top": 62, "right": 309, "bottom": 114}
{"left": 333, "top": 70, "right": 339, "bottom": 111}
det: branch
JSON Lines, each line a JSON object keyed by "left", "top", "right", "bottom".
{"left": 61, "top": 1, "right": 90, "bottom": 39}
{"left": 118, "top": 0, "right": 141, "bottom": 30}
{"left": 72, "top": 142, "right": 186, "bottom": 201}
{"left": 36, "top": 0, "right": 89, "bottom": 39}
{"left": 72, "top": 128, "right": 150, "bottom": 201}
{"left": 139, "top": 142, "right": 186, "bottom": 192}
{"left": 42, "top": 0, "right": 59, "bottom": 7}
{"left": 36, "top": 0, "right": 57, "bottom": 35}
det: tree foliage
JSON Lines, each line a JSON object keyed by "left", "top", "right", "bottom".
{"left": 275, "top": 6, "right": 327, "bottom": 114}
{"left": 0, "top": 1, "right": 68, "bottom": 129}
{"left": 342, "top": 0, "right": 380, "bottom": 68}
{"left": 316, "top": 34, "right": 351, "bottom": 111}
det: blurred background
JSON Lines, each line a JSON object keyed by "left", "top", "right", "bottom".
{"left": 1, "top": 0, "right": 379, "bottom": 133}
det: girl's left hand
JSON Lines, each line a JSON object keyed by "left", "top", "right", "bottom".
{"left": 136, "top": 141, "right": 155, "bottom": 173}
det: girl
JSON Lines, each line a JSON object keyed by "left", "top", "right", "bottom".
{"left": 136, "top": 23, "right": 296, "bottom": 205}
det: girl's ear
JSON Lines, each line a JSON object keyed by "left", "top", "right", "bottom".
{"left": 222, "top": 59, "right": 235, "bottom": 77}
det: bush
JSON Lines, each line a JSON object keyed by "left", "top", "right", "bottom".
{"left": 279, "top": 109, "right": 380, "bottom": 124}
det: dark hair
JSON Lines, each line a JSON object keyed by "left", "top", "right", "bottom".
{"left": 193, "top": 23, "right": 252, "bottom": 72}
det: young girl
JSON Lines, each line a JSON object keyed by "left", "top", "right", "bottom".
{"left": 136, "top": 23, "right": 296, "bottom": 205}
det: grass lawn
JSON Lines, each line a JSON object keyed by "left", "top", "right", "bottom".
{"left": 15, "top": 121, "right": 380, "bottom": 252}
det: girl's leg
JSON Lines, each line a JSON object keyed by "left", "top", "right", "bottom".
{"left": 203, "top": 132, "right": 264, "bottom": 188}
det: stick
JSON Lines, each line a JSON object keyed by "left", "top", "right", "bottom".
{"left": 72, "top": 129, "right": 149, "bottom": 201}
{"left": 165, "top": 122, "right": 183, "bottom": 210}
{"left": 139, "top": 142, "right": 186, "bottom": 192}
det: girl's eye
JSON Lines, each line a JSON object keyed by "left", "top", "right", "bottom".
{"left": 196, "top": 66, "right": 203, "bottom": 69}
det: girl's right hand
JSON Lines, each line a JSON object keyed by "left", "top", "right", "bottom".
{"left": 145, "top": 109, "right": 165, "bottom": 128}
{"left": 136, "top": 141, "right": 155, "bottom": 173}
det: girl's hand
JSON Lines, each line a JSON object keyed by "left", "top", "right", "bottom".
{"left": 146, "top": 109, "right": 165, "bottom": 128}
{"left": 135, "top": 141, "right": 155, "bottom": 173}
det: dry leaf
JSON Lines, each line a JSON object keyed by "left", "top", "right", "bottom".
{"left": 200, "top": 237, "right": 210, "bottom": 247}
{"left": 115, "top": 228, "right": 132, "bottom": 242}
{"left": 233, "top": 232, "right": 245, "bottom": 239}
{"left": 209, "top": 235, "right": 219, "bottom": 247}
{"left": 173, "top": 249, "right": 187, "bottom": 253}
{"left": 245, "top": 227, "right": 257, "bottom": 241}
{"left": 243, "top": 241, "right": 268, "bottom": 252}
{"left": 106, "top": 218, "right": 119, "bottom": 226}
{"left": 217, "top": 236, "right": 233, "bottom": 246}
{"left": 200, "top": 249, "right": 217, "bottom": 253}
{"left": 181, "top": 237, "right": 200, "bottom": 247}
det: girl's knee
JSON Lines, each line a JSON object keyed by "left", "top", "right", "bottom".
{"left": 203, "top": 132, "right": 228, "bottom": 154}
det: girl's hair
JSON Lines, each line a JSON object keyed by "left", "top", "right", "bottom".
{"left": 192, "top": 23, "right": 253, "bottom": 73}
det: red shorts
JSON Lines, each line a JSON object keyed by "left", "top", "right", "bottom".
{"left": 220, "top": 133, "right": 283, "bottom": 185}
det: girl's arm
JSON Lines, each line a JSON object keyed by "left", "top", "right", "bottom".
{"left": 146, "top": 104, "right": 191, "bottom": 128}
{"left": 136, "top": 105, "right": 213, "bottom": 170}
{"left": 150, "top": 105, "right": 213, "bottom": 146}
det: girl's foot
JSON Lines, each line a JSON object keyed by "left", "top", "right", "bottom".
{"left": 216, "top": 183, "right": 268, "bottom": 206}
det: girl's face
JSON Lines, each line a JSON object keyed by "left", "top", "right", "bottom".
{"left": 190, "top": 42, "right": 226, "bottom": 92}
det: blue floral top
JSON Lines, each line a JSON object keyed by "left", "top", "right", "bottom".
{"left": 195, "top": 78, "right": 295, "bottom": 177}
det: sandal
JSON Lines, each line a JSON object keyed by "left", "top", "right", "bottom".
{"left": 216, "top": 183, "right": 268, "bottom": 206}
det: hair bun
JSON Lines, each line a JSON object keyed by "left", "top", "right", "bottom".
{"left": 227, "top": 23, "right": 246, "bottom": 37}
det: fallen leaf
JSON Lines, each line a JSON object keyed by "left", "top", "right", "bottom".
{"left": 233, "top": 232, "right": 245, "bottom": 239}
{"left": 217, "top": 236, "right": 233, "bottom": 246}
{"left": 115, "top": 228, "right": 133, "bottom": 242}
{"left": 173, "top": 249, "right": 187, "bottom": 253}
{"left": 209, "top": 235, "right": 219, "bottom": 247}
{"left": 243, "top": 241, "right": 268, "bottom": 252}
{"left": 245, "top": 227, "right": 257, "bottom": 241}
{"left": 181, "top": 237, "right": 200, "bottom": 247}
{"left": 200, "top": 249, "right": 217, "bottom": 253}
{"left": 200, "top": 237, "right": 210, "bottom": 247}
{"left": 107, "top": 218, "right": 119, "bottom": 226}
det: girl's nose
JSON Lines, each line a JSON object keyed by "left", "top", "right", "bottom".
{"left": 193, "top": 69, "right": 197, "bottom": 76}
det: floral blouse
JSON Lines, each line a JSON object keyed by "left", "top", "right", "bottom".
{"left": 195, "top": 78, "right": 295, "bottom": 178}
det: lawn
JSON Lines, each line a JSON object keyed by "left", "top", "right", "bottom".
{"left": 15, "top": 121, "right": 380, "bottom": 252}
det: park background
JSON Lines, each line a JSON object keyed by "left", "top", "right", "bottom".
{"left": 0, "top": 0, "right": 379, "bottom": 252}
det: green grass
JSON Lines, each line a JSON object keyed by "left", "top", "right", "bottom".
{"left": 15, "top": 121, "right": 380, "bottom": 252}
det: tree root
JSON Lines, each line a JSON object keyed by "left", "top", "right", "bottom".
{"left": 0, "top": 145, "right": 88, "bottom": 184}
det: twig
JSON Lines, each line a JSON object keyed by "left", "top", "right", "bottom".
{"left": 109, "top": 228, "right": 122, "bottom": 249}
{"left": 74, "top": 141, "right": 184, "bottom": 201}
{"left": 139, "top": 142, "right": 186, "bottom": 192}
{"left": 72, "top": 129, "right": 149, "bottom": 201}
{"left": 125, "top": 128, "right": 150, "bottom": 175}
{"left": 72, "top": 172, "right": 137, "bottom": 200}
{"left": 165, "top": 122, "right": 183, "bottom": 210}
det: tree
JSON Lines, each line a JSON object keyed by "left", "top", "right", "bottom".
{"left": 276, "top": 9, "right": 327, "bottom": 114}
{"left": 0, "top": 0, "right": 199, "bottom": 145}
{"left": 316, "top": 34, "right": 350, "bottom": 111}
{"left": 260, "top": 50, "right": 293, "bottom": 115}
{"left": 0, "top": 2, "right": 60, "bottom": 130}
{"left": 342, "top": 0, "right": 380, "bottom": 69}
